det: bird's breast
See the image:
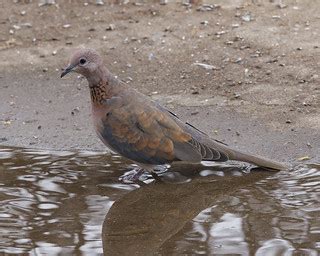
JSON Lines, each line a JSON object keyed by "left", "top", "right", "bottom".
{"left": 92, "top": 106, "right": 118, "bottom": 153}
{"left": 92, "top": 104, "right": 109, "bottom": 134}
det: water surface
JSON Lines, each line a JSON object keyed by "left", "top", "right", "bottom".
{"left": 0, "top": 147, "right": 319, "bottom": 255}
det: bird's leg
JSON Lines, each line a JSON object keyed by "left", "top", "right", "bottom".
{"left": 150, "top": 170, "right": 162, "bottom": 182}
{"left": 143, "top": 165, "right": 165, "bottom": 182}
{"left": 119, "top": 164, "right": 165, "bottom": 184}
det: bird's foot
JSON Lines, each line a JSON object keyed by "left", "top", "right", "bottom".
{"left": 153, "top": 164, "right": 170, "bottom": 174}
{"left": 119, "top": 168, "right": 149, "bottom": 184}
{"left": 119, "top": 165, "right": 169, "bottom": 184}
{"left": 239, "top": 164, "right": 252, "bottom": 173}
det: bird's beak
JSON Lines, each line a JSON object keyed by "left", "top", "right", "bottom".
{"left": 60, "top": 63, "right": 77, "bottom": 78}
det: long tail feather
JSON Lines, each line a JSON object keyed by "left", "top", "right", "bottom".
{"left": 228, "top": 149, "right": 288, "bottom": 171}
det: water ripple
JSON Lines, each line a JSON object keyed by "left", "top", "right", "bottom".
{"left": 0, "top": 146, "right": 129, "bottom": 255}
{"left": 0, "top": 146, "right": 319, "bottom": 255}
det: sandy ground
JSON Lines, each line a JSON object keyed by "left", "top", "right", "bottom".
{"left": 0, "top": 0, "right": 319, "bottom": 165}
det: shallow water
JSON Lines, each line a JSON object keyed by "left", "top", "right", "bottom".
{"left": 0, "top": 147, "right": 319, "bottom": 255}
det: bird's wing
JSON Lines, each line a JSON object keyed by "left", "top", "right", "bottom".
{"left": 97, "top": 97, "right": 226, "bottom": 165}
{"left": 156, "top": 103, "right": 230, "bottom": 161}
{"left": 156, "top": 104, "right": 287, "bottom": 170}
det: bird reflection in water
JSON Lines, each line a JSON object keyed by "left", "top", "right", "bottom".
{"left": 1, "top": 147, "right": 318, "bottom": 255}
{"left": 102, "top": 164, "right": 275, "bottom": 256}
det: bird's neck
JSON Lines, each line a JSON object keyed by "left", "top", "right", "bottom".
{"left": 89, "top": 81, "right": 110, "bottom": 105}
{"left": 88, "top": 67, "right": 114, "bottom": 105}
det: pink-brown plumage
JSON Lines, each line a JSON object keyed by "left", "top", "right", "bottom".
{"left": 61, "top": 48, "right": 288, "bottom": 173}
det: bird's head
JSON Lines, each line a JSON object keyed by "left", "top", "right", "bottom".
{"left": 61, "top": 48, "right": 103, "bottom": 79}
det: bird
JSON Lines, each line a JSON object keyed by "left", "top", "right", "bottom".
{"left": 61, "top": 48, "right": 287, "bottom": 180}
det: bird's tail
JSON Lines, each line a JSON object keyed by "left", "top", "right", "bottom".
{"left": 226, "top": 148, "right": 288, "bottom": 171}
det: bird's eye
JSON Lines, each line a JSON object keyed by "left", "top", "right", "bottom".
{"left": 79, "top": 58, "right": 87, "bottom": 65}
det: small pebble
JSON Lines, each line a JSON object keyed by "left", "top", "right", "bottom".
{"left": 38, "top": 0, "right": 55, "bottom": 6}
{"left": 241, "top": 13, "right": 252, "bottom": 22}
{"left": 193, "top": 63, "right": 218, "bottom": 70}
{"left": 106, "top": 24, "right": 115, "bottom": 31}
{"left": 196, "top": 4, "right": 219, "bottom": 12}
{"left": 96, "top": 0, "right": 104, "bottom": 5}
{"left": 160, "top": 0, "right": 167, "bottom": 5}
{"left": 277, "top": 3, "right": 287, "bottom": 9}
{"left": 148, "top": 53, "right": 155, "bottom": 61}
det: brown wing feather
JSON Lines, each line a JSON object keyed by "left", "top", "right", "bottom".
{"left": 97, "top": 102, "right": 202, "bottom": 164}
{"left": 97, "top": 92, "right": 229, "bottom": 164}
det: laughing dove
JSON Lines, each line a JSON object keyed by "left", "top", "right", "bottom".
{"left": 61, "top": 48, "right": 287, "bottom": 173}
